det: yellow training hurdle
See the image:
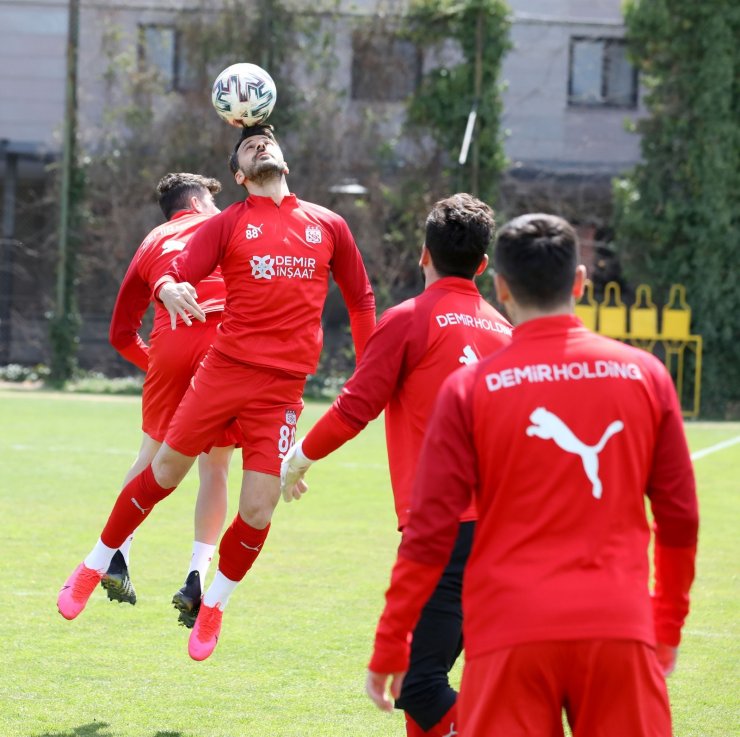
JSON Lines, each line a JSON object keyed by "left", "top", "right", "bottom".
{"left": 576, "top": 282, "right": 702, "bottom": 418}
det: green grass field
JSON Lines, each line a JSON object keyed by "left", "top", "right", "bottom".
{"left": 0, "top": 390, "right": 737, "bottom": 737}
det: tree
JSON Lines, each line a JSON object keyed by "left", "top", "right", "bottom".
{"left": 613, "top": 0, "right": 740, "bottom": 417}
{"left": 403, "top": 0, "right": 511, "bottom": 206}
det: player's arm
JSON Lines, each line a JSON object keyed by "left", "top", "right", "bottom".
{"left": 327, "top": 216, "right": 376, "bottom": 362}
{"left": 280, "top": 309, "right": 411, "bottom": 501}
{"left": 109, "top": 258, "right": 152, "bottom": 372}
{"left": 367, "top": 369, "right": 477, "bottom": 709}
{"left": 154, "top": 213, "right": 230, "bottom": 329}
{"left": 646, "top": 363, "right": 699, "bottom": 676}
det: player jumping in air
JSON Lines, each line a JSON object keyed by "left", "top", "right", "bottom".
{"left": 58, "top": 125, "right": 376, "bottom": 662}
{"left": 105, "top": 172, "right": 240, "bottom": 626}
{"left": 366, "top": 214, "right": 698, "bottom": 737}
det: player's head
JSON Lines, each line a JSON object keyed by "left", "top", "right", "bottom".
{"left": 493, "top": 213, "right": 581, "bottom": 310}
{"left": 229, "top": 124, "right": 288, "bottom": 187}
{"left": 423, "top": 193, "right": 495, "bottom": 279}
{"left": 156, "top": 172, "right": 221, "bottom": 219}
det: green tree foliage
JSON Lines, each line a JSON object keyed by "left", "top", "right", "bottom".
{"left": 613, "top": 0, "right": 740, "bottom": 417}
{"left": 403, "top": 0, "right": 511, "bottom": 206}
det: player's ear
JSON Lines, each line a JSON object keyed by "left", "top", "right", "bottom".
{"left": 572, "top": 265, "right": 587, "bottom": 299}
{"left": 493, "top": 272, "right": 511, "bottom": 303}
{"left": 234, "top": 169, "right": 246, "bottom": 186}
{"left": 282, "top": 160, "right": 290, "bottom": 175}
{"left": 474, "top": 254, "right": 489, "bottom": 276}
{"left": 190, "top": 195, "right": 203, "bottom": 213}
{"left": 419, "top": 244, "right": 431, "bottom": 269}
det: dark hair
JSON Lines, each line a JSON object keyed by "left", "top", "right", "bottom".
{"left": 156, "top": 172, "right": 221, "bottom": 219}
{"left": 425, "top": 193, "right": 495, "bottom": 279}
{"left": 493, "top": 213, "right": 579, "bottom": 308}
{"left": 228, "top": 123, "right": 277, "bottom": 175}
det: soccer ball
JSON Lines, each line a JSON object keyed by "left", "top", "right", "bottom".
{"left": 211, "top": 63, "right": 277, "bottom": 128}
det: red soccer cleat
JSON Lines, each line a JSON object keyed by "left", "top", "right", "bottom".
{"left": 57, "top": 562, "right": 103, "bottom": 620}
{"left": 188, "top": 603, "right": 223, "bottom": 661}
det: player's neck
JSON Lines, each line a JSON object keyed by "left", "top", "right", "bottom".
{"left": 246, "top": 178, "right": 290, "bottom": 206}
{"left": 510, "top": 301, "right": 574, "bottom": 326}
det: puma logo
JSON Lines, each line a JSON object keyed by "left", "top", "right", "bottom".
{"left": 442, "top": 724, "right": 458, "bottom": 737}
{"left": 459, "top": 345, "right": 479, "bottom": 366}
{"left": 526, "top": 407, "right": 624, "bottom": 499}
{"left": 131, "top": 497, "right": 150, "bottom": 515}
{"left": 240, "top": 541, "right": 262, "bottom": 552}
{"left": 161, "top": 238, "right": 187, "bottom": 254}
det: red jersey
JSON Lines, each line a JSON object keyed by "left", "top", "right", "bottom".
{"left": 163, "top": 194, "right": 375, "bottom": 375}
{"left": 109, "top": 210, "right": 226, "bottom": 370}
{"left": 303, "top": 277, "right": 512, "bottom": 529}
{"left": 371, "top": 315, "right": 698, "bottom": 671}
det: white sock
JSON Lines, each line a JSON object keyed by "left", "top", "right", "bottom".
{"left": 118, "top": 535, "right": 134, "bottom": 565}
{"left": 189, "top": 541, "right": 216, "bottom": 584}
{"left": 84, "top": 538, "right": 118, "bottom": 572}
{"left": 203, "top": 571, "right": 237, "bottom": 611}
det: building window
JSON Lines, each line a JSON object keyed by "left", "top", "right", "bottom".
{"left": 568, "top": 37, "right": 637, "bottom": 108}
{"left": 351, "top": 31, "right": 421, "bottom": 102}
{"left": 138, "top": 25, "right": 195, "bottom": 92}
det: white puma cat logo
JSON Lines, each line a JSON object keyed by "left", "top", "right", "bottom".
{"left": 459, "top": 345, "right": 478, "bottom": 365}
{"left": 130, "top": 497, "right": 150, "bottom": 515}
{"left": 441, "top": 723, "right": 458, "bottom": 737}
{"left": 525, "top": 407, "right": 624, "bottom": 499}
{"left": 161, "top": 238, "right": 186, "bottom": 254}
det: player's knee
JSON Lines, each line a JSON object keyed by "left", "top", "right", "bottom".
{"left": 152, "top": 450, "right": 192, "bottom": 488}
{"left": 238, "top": 505, "right": 273, "bottom": 529}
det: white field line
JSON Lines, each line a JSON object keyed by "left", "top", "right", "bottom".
{"left": 690, "top": 435, "right": 740, "bottom": 462}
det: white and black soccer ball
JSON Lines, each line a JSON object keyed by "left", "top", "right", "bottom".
{"left": 211, "top": 62, "right": 277, "bottom": 128}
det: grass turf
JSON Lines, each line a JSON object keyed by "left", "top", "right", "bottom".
{"left": 0, "top": 390, "right": 737, "bottom": 737}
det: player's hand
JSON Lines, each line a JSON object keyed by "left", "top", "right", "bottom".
{"left": 365, "top": 669, "right": 405, "bottom": 712}
{"left": 656, "top": 642, "right": 678, "bottom": 676}
{"left": 280, "top": 439, "right": 313, "bottom": 502}
{"left": 158, "top": 281, "right": 206, "bottom": 329}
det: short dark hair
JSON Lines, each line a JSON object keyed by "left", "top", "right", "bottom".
{"left": 493, "top": 213, "right": 579, "bottom": 308}
{"left": 156, "top": 172, "right": 221, "bottom": 219}
{"left": 228, "top": 123, "right": 278, "bottom": 175}
{"left": 425, "top": 193, "right": 495, "bottom": 279}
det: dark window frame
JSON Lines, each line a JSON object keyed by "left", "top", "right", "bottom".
{"left": 567, "top": 36, "right": 638, "bottom": 109}
{"left": 137, "top": 23, "right": 194, "bottom": 93}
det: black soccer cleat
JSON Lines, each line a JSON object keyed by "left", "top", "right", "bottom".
{"left": 172, "top": 570, "right": 202, "bottom": 629}
{"left": 101, "top": 550, "right": 137, "bottom": 605}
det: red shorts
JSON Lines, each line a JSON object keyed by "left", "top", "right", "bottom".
{"left": 458, "top": 640, "right": 671, "bottom": 737}
{"left": 142, "top": 314, "right": 240, "bottom": 449}
{"left": 165, "top": 347, "right": 305, "bottom": 474}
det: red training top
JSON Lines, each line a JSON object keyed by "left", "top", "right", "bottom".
{"left": 161, "top": 194, "right": 376, "bottom": 374}
{"left": 109, "top": 210, "right": 226, "bottom": 371}
{"left": 303, "top": 277, "right": 512, "bottom": 529}
{"left": 371, "top": 315, "right": 698, "bottom": 672}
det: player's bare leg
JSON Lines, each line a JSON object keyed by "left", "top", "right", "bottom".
{"left": 172, "top": 445, "right": 233, "bottom": 628}
{"left": 188, "top": 470, "right": 279, "bottom": 660}
{"left": 57, "top": 443, "right": 196, "bottom": 620}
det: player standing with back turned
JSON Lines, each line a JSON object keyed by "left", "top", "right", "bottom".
{"left": 366, "top": 213, "right": 698, "bottom": 737}
{"left": 281, "top": 193, "right": 512, "bottom": 736}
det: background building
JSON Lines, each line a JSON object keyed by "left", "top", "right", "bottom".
{"left": 0, "top": 0, "right": 643, "bottom": 369}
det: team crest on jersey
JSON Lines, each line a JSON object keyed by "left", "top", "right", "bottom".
{"left": 305, "top": 225, "right": 322, "bottom": 244}
{"left": 245, "top": 223, "right": 264, "bottom": 240}
{"left": 285, "top": 410, "right": 297, "bottom": 426}
{"left": 250, "top": 254, "right": 275, "bottom": 279}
